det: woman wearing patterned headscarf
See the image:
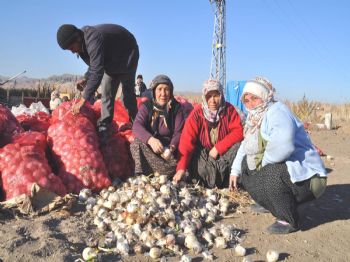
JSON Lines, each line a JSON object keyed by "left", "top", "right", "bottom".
{"left": 173, "top": 79, "right": 243, "bottom": 188}
{"left": 131, "top": 74, "right": 185, "bottom": 177}
{"left": 230, "top": 76, "right": 327, "bottom": 234}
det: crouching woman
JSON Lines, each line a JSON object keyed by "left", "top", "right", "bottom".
{"left": 131, "top": 75, "right": 184, "bottom": 177}
{"left": 173, "top": 79, "right": 243, "bottom": 188}
{"left": 230, "top": 77, "right": 327, "bottom": 234}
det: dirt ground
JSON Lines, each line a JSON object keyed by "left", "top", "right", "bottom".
{"left": 0, "top": 124, "right": 349, "bottom": 262}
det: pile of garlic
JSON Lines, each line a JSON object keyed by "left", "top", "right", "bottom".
{"left": 79, "top": 173, "right": 243, "bottom": 261}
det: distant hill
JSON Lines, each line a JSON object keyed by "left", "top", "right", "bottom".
{"left": 0, "top": 74, "right": 82, "bottom": 93}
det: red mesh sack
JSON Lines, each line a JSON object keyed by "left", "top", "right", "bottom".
{"left": 51, "top": 100, "right": 97, "bottom": 126}
{"left": 0, "top": 104, "right": 24, "bottom": 147}
{"left": 16, "top": 111, "right": 51, "bottom": 133}
{"left": 0, "top": 132, "right": 66, "bottom": 200}
{"left": 100, "top": 133, "right": 134, "bottom": 181}
{"left": 48, "top": 113, "right": 111, "bottom": 193}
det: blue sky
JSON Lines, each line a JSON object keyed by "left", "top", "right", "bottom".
{"left": 0, "top": 0, "right": 349, "bottom": 103}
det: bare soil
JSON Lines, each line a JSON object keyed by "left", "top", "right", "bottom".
{"left": 0, "top": 125, "right": 349, "bottom": 262}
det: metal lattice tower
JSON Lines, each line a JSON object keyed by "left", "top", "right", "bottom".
{"left": 209, "top": 0, "right": 226, "bottom": 91}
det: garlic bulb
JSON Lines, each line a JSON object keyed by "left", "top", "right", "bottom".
{"left": 161, "top": 148, "right": 172, "bottom": 160}
{"left": 235, "top": 244, "right": 246, "bottom": 256}
{"left": 79, "top": 188, "right": 92, "bottom": 202}
{"left": 160, "top": 184, "right": 171, "bottom": 195}
{"left": 159, "top": 175, "right": 168, "bottom": 185}
{"left": 103, "top": 200, "right": 115, "bottom": 210}
{"left": 126, "top": 202, "right": 138, "bottom": 213}
{"left": 215, "top": 236, "right": 227, "bottom": 249}
{"left": 149, "top": 247, "right": 161, "bottom": 259}
{"left": 202, "top": 250, "right": 214, "bottom": 260}
{"left": 116, "top": 238, "right": 130, "bottom": 255}
{"left": 266, "top": 250, "right": 279, "bottom": 262}
{"left": 82, "top": 247, "right": 98, "bottom": 261}
{"left": 180, "top": 254, "right": 192, "bottom": 262}
{"left": 202, "top": 230, "right": 213, "bottom": 246}
{"left": 97, "top": 208, "right": 108, "bottom": 218}
{"left": 191, "top": 209, "right": 201, "bottom": 219}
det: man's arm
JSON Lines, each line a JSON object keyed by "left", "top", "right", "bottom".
{"left": 82, "top": 28, "right": 105, "bottom": 102}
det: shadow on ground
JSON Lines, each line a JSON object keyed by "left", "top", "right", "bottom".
{"left": 299, "top": 184, "right": 350, "bottom": 231}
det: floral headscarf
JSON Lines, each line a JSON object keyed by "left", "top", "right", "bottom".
{"left": 201, "top": 79, "right": 225, "bottom": 124}
{"left": 241, "top": 76, "right": 275, "bottom": 135}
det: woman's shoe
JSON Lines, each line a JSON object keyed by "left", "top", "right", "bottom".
{"left": 266, "top": 220, "right": 299, "bottom": 234}
{"left": 250, "top": 203, "right": 270, "bottom": 213}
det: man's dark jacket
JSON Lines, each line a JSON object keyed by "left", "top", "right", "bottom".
{"left": 78, "top": 24, "right": 139, "bottom": 101}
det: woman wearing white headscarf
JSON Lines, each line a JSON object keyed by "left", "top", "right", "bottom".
{"left": 230, "top": 76, "right": 327, "bottom": 234}
{"left": 173, "top": 79, "right": 243, "bottom": 188}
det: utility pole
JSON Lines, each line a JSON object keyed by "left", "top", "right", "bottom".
{"left": 209, "top": 0, "right": 226, "bottom": 92}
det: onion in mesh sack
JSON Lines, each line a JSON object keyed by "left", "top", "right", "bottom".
{"left": 48, "top": 110, "right": 110, "bottom": 193}
{"left": 0, "top": 132, "right": 66, "bottom": 200}
{"left": 0, "top": 104, "right": 24, "bottom": 147}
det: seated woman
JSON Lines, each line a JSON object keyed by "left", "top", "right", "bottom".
{"left": 131, "top": 75, "right": 184, "bottom": 177}
{"left": 173, "top": 79, "right": 243, "bottom": 188}
{"left": 230, "top": 76, "right": 327, "bottom": 234}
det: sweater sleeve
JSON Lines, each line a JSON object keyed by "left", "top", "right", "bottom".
{"left": 215, "top": 105, "right": 244, "bottom": 155}
{"left": 132, "top": 104, "right": 153, "bottom": 144}
{"left": 176, "top": 110, "right": 200, "bottom": 171}
{"left": 169, "top": 107, "right": 185, "bottom": 150}
{"left": 83, "top": 29, "right": 105, "bottom": 101}
{"left": 262, "top": 107, "right": 296, "bottom": 166}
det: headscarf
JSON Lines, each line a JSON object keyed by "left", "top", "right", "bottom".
{"left": 51, "top": 90, "right": 59, "bottom": 100}
{"left": 241, "top": 76, "right": 275, "bottom": 171}
{"left": 241, "top": 76, "right": 275, "bottom": 135}
{"left": 201, "top": 79, "right": 225, "bottom": 124}
{"left": 149, "top": 75, "right": 174, "bottom": 131}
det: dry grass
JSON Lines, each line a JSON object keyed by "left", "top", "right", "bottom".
{"left": 285, "top": 97, "right": 350, "bottom": 127}
{"left": 217, "top": 189, "right": 252, "bottom": 208}
{"left": 284, "top": 96, "right": 321, "bottom": 123}
{"left": 176, "top": 92, "right": 350, "bottom": 127}
{"left": 175, "top": 92, "right": 202, "bottom": 104}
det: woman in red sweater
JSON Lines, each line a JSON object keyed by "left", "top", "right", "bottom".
{"left": 173, "top": 79, "right": 244, "bottom": 188}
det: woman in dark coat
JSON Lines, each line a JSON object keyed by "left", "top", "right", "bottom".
{"left": 131, "top": 75, "right": 185, "bottom": 177}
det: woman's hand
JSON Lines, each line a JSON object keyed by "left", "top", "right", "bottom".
{"left": 209, "top": 146, "right": 219, "bottom": 159}
{"left": 229, "top": 175, "right": 238, "bottom": 191}
{"left": 173, "top": 170, "right": 185, "bottom": 183}
{"left": 148, "top": 137, "right": 164, "bottom": 154}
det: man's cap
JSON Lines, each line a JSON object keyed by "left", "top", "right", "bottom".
{"left": 57, "top": 24, "right": 80, "bottom": 50}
